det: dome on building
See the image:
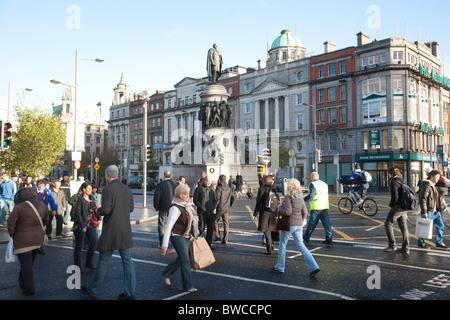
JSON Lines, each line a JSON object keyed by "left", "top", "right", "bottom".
{"left": 271, "top": 29, "right": 302, "bottom": 49}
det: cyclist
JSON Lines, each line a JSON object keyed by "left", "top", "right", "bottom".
{"left": 339, "top": 164, "right": 369, "bottom": 206}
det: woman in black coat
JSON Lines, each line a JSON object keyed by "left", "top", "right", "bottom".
{"left": 72, "top": 181, "right": 98, "bottom": 271}
{"left": 253, "top": 175, "right": 280, "bottom": 255}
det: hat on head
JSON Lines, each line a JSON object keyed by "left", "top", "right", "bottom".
{"left": 425, "top": 167, "right": 433, "bottom": 174}
{"left": 105, "top": 165, "right": 119, "bottom": 179}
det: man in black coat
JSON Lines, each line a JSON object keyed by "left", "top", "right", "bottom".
{"left": 81, "top": 165, "right": 136, "bottom": 300}
{"left": 215, "top": 174, "right": 234, "bottom": 244}
{"left": 193, "top": 175, "right": 216, "bottom": 248}
{"left": 384, "top": 167, "right": 410, "bottom": 254}
{"left": 153, "top": 171, "right": 177, "bottom": 247}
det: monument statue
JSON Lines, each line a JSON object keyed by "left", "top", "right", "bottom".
{"left": 199, "top": 100, "right": 232, "bottom": 129}
{"left": 206, "top": 43, "right": 223, "bottom": 83}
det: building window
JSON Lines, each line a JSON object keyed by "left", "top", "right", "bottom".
{"left": 329, "top": 108, "right": 336, "bottom": 123}
{"left": 362, "top": 77, "right": 386, "bottom": 95}
{"left": 318, "top": 89, "right": 324, "bottom": 103}
{"left": 340, "top": 85, "right": 346, "bottom": 100}
{"left": 328, "top": 63, "right": 335, "bottom": 76}
{"left": 339, "top": 61, "right": 346, "bottom": 74}
{"left": 318, "top": 66, "right": 324, "bottom": 78}
{"left": 382, "top": 129, "right": 389, "bottom": 149}
{"left": 297, "top": 114, "right": 303, "bottom": 130}
{"left": 363, "top": 131, "right": 369, "bottom": 150}
{"left": 297, "top": 94, "right": 303, "bottom": 105}
{"left": 340, "top": 107, "right": 347, "bottom": 123}
{"left": 329, "top": 134, "right": 337, "bottom": 151}
{"left": 363, "top": 100, "right": 387, "bottom": 124}
{"left": 245, "top": 103, "right": 250, "bottom": 113}
{"left": 393, "top": 51, "right": 404, "bottom": 62}
{"left": 393, "top": 96, "right": 404, "bottom": 122}
{"left": 394, "top": 129, "right": 404, "bottom": 149}
{"left": 318, "top": 110, "right": 325, "bottom": 125}
{"left": 297, "top": 71, "right": 302, "bottom": 81}
{"left": 328, "top": 87, "right": 336, "bottom": 101}
{"left": 297, "top": 140, "right": 303, "bottom": 152}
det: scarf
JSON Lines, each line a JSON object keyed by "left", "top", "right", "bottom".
{"left": 173, "top": 198, "right": 199, "bottom": 239}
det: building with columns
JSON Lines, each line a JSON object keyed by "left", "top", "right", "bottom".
{"left": 239, "top": 29, "right": 311, "bottom": 184}
{"left": 108, "top": 73, "right": 133, "bottom": 178}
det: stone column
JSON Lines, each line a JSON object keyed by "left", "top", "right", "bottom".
{"left": 275, "top": 97, "right": 280, "bottom": 130}
{"left": 255, "top": 100, "right": 260, "bottom": 130}
{"left": 265, "top": 98, "right": 269, "bottom": 129}
{"left": 284, "top": 95, "right": 290, "bottom": 131}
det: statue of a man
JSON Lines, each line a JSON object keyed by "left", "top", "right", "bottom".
{"left": 207, "top": 43, "right": 223, "bottom": 83}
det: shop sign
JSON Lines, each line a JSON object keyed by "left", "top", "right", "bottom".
{"left": 356, "top": 153, "right": 437, "bottom": 162}
{"left": 420, "top": 64, "right": 450, "bottom": 89}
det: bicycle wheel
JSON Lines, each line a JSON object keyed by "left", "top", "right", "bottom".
{"left": 362, "top": 198, "right": 378, "bottom": 216}
{"left": 442, "top": 207, "right": 450, "bottom": 228}
{"left": 338, "top": 197, "right": 353, "bottom": 215}
{"left": 406, "top": 208, "right": 420, "bottom": 226}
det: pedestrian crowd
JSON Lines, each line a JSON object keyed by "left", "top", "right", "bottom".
{"left": 2, "top": 164, "right": 448, "bottom": 299}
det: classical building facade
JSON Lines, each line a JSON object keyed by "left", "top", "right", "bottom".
{"left": 239, "top": 29, "right": 311, "bottom": 183}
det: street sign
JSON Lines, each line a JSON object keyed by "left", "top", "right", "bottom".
{"left": 94, "top": 163, "right": 100, "bottom": 171}
{"left": 94, "top": 157, "right": 100, "bottom": 163}
{"left": 74, "top": 160, "right": 81, "bottom": 170}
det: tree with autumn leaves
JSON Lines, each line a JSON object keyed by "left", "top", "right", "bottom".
{"left": 0, "top": 106, "right": 66, "bottom": 176}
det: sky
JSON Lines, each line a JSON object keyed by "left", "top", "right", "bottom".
{"left": 1, "top": 0, "right": 450, "bottom": 121}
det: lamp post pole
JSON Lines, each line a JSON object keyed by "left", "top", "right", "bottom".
{"left": 51, "top": 50, "right": 103, "bottom": 180}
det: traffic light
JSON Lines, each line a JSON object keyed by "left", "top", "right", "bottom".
{"left": 0, "top": 121, "right": 12, "bottom": 150}
{"left": 317, "top": 149, "right": 322, "bottom": 163}
{"left": 145, "top": 144, "right": 152, "bottom": 162}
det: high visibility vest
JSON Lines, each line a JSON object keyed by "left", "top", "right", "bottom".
{"left": 309, "top": 180, "right": 329, "bottom": 210}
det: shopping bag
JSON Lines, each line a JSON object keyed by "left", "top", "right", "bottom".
{"left": 415, "top": 218, "right": 433, "bottom": 239}
{"left": 5, "top": 237, "right": 16, "bottom": 263}
{"left": 189, "top": 237, "right": 215, "bottom": 270}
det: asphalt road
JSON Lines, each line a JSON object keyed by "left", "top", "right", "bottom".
{"left": 0, "top": 191, "right": 449, "bottom": 306}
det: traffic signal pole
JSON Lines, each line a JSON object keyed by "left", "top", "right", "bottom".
{"left": 142, "top": 101, "right": 147, "bottom": 208}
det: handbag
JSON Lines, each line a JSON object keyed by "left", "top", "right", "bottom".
{"left": 25, "top": 201, "right": 48, "bottom": 245}
{"left": 189, "top": 237, "right": 215, "bottom": 270}
{"left": 276, "top": 196, "right": 291, "bottom": 231}
{"left": 415, "top": 217, "right": 433, "bottom": 239}
{"left": 276, "top": 213, "right": 290, "bottom": 231}
{"left": 5, "top": 237, "right": 16, "bottom": 263}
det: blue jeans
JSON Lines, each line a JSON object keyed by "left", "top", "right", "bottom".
{"left": 303, "top": 209, "right": 332, "bottom": 242}
{"left": 73, "top": 227, "right": 98, "bottom": 268}
{"left": 162, "top": 235, "right": 194, "bottom": 291}
{"left": 275, "top": 226, "right": 319, "bottom": 272}
{"left": 87, "top": 248, "right": 136, "bottom": 299}
{"left": 0, "top": 199, "right": 14, "bottom": 223}
{"left": 418, "top": 211, "right": 445, "bottom": 246}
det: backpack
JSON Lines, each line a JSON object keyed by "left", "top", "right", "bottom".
{"left": 399, "top": 183, "right": 418, "bottom": 210}
{"left": 264, "top": 189, "right": 279, "bottom": 212}
{"left": 360, "top": 170, "right": 372, "bottom": 183}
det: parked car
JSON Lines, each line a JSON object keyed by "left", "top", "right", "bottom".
{"left": 127, "top": 176, "right": 143, "bottom": 189}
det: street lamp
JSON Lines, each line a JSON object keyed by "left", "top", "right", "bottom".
{"left": 302, "top": 102, "right": 318, "bottom": 171}
{"left": 8, "top": 82, "right": 33, "bottom": 122}
{"left": 51, "top": 49, "right": 104, "bottom": 180}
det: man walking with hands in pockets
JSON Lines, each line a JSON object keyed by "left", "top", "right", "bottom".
{"left": 81, "top": 165, "right": 136, "bottom": 300}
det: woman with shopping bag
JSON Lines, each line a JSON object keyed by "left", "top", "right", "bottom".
{"left": 7, "top": 187, "right": 49, "bottom": 295}
{"left": 161, "top": 184, "right": 200, "bottom": 293}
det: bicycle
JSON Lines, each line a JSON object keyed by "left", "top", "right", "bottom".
{"left": 337, "top": 185, "right": 378, "bottom": 216}
{"left": 407, "top": 202, "right": 450, "bottom": 228}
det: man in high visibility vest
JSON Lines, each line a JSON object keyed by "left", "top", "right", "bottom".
{"left": 303, "top": 172, "right": 332, "bottom": 245}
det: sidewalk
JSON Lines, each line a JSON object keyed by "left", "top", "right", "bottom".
{"left": 0, "top": 205, "right": 157, "bottom": 245}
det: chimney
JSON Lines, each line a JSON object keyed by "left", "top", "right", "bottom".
{"left": 357, "top": 31, "right": 370, "bottom": 46}
{"left": 425, "top": 41, "right": 439, "bottom": 57}
{"left": 324, "top": 40, "right": 336, "bottom": 53}
{"left": 257, "top": 58, "right": 267, "bottom": 70}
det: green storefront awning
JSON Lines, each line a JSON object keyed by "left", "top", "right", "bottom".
{"left": 356, "top": 153, "right": 437, "bottom": 162}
